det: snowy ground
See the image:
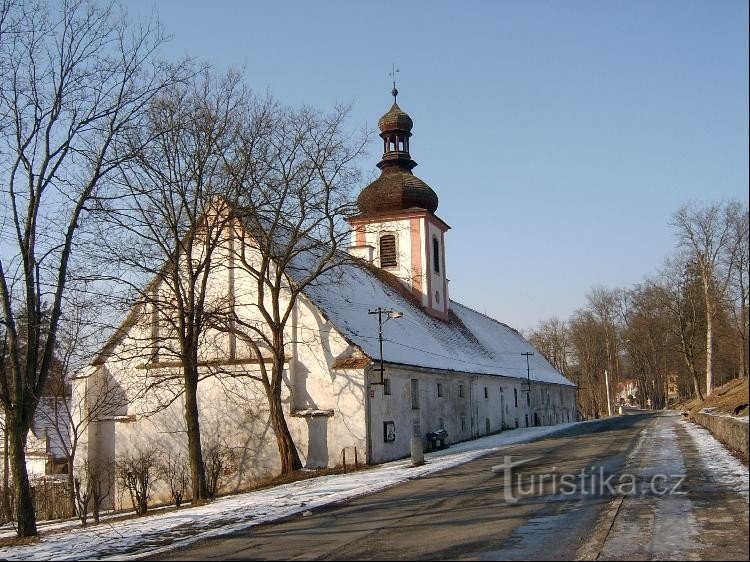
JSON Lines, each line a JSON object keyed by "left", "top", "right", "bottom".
{"left": 0, "top": 422, "right": 586, "bottom": 561}
{"left": 596, "top": 414, "right": 749, "bottom": 561}
{"left": 682, "top": 418, "right": 749, "bottom": 499}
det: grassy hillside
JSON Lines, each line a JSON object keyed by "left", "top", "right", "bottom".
{"left": 679, "top": 377, "right": 749, "bottom": 418}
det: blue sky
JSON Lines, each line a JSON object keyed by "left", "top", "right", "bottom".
{"left": 130, "top": 0, "right": 748, "bottom": 332}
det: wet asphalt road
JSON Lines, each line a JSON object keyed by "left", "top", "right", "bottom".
{"left": 159, "top": 413, "right": 720, "bottom": 561}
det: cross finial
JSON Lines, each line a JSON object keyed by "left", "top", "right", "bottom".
{"left": 389, "top": 64, "right": 399, "bottom": 102}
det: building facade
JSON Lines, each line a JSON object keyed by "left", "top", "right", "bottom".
{"left": 77, "top": 92, "right": 576, "bottom": 508}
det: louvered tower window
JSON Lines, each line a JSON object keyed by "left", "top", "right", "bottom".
{"left": 380, "top": 234, "right": 397, "bottom": 268}
{"left": 433, "top": 236, "right": 440, "bottom": 274}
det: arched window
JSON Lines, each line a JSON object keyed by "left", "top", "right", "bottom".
{"left": 432, "top": 236, "right": 440, "bottom": 274}
{"left": 380, "top": 234, "right": 397, "bottom": 268}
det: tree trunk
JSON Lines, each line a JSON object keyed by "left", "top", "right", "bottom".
{"left": 2, "top": 429, "right": 11, "bottom": 523}
{"left": 742, "top": 291, "right": 748, "bottom": 379}
{"left": 8, "top": 421, "right": 36, "bottom": 537}
{"left": 183, "top": 366, "right": 208, "bottom": 504}
{"left": 690, "top": 369, "right": 703, "bottom": 401}
{"left": 704, "top": 281, "right": 714, "bottom": 397}
{"left": 66, "top": 459, "right": 77, "bottom": 518}
{"left": 265, "top": 365, "right": 302, "bottom": 474}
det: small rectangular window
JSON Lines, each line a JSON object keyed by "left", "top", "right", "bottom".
{"left": 411, "top": 378, "right": 419, "bottom": 410}
{"left": 461, "top": 416, "right": 466, "bottom": 431}
{"left": 459, "top": 384, "right": 464, "bottom": 398}
{"left": 383, "top": 421, "right": 395, "bottom": 442}
{"left": 437, "top": 382, "right": 443, "bottom": 397}
{"left": 514, "top": 388, "right": 518, "bottom": 408}
{"left": 484, "top": 386, "right": 488, "bottom": 399}
{"left": 384, "top": 378, "right": 391, "bottom": 396}
{"left": 380, "top": 234, "right": 397, "bottom": 268}
{"left": 432, "top": 236, "right": 440, "bottom": 274}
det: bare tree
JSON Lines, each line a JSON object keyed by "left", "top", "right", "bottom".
{"left": 29, "top": 286, "right": 125, "bottom": 518}
{"left": 724, "top": 203, "right": 749, "bottom": 379}
{"left": 214, "top": 101, "right": 368, "bottom": 474}
{"left": 619, "top": 282, "right": 680, "bottom": 408}
{"left": 100, "top": 69, "right": 247, "bottom": 504}
{"left": 73, "top": 457, "right": 112, "bottom": 526}
{"left": 203, "top": 438, "right": 234, "bottom": 499}
{"left": 117, "top": 447, "right": 158, "bottom": 516}
{"left": 527, "top": 317, "right": 570, "bottom": 376}
{"left": 158, "top": 450, "right": 189, "bottom": 508}
{"left": 586, "top": 287, "right": 623, "bottom": 411}
{"left": 671, "top": 201, "right": 738, "bottom": 396}
{"left": 0, "top": 0, "right": 178, "bottom": 536}
{"left": 568, "top": 310, "right": 609, "bottom": 418}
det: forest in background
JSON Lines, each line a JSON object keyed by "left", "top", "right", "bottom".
{"left": 527, "top": 200, "right": 748, "bottom": 418}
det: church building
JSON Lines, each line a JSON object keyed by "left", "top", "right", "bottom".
{"left": 75, "top": 91, "right": 576, "bottom": 507}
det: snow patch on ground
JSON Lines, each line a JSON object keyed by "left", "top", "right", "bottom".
{"left": 682, "top": 419, "right": 749, "bottom": 500}
{"left": 0, "top": 421, "right": 585, "bottom": 561}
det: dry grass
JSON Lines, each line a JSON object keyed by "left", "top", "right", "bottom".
{"left": 221, "top": 463, "right": 373, "bottom": 497}
{"left": 678, "top": 377, "right": 749, "bottom": 418}
{"left": 0, "top": 535, "right": 40, "bottom": 547}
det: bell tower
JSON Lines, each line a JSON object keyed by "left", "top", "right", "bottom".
{"left": 348, "top": 87, "right": 450, "bottom": 320}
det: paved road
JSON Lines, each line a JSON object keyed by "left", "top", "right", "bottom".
{"left": 159, "top": 413, "right": 749, "bottom": 561}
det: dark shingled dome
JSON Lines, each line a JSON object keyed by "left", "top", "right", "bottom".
{"left": 378, "top": 103, "right": 413, "bottom": 133}
{"left": 356, "top": 98, "right": 438, "bottom": 216}
{"left": 357, "top": 168, "right": 438, "bottom": 215}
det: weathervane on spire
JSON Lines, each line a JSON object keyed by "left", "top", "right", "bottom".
{"left": 389, "top": 64, "right": 399, "bottom": 102}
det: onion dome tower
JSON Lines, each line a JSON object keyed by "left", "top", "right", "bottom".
{"left": 348, "top": 84, "right": 451, "bottom": 320}
{"left": 356, "top": 87, "right": 439, "bottom": 216}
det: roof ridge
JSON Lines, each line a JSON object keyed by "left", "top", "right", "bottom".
{"left": 449, "top": 299, "right": 521, "bottom": 336}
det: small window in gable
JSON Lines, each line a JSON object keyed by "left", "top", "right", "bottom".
{"left": 432, "top": 236, "right": 440, "bottom": 274}
{"left": 380, "top": 234, "right": 397, "bottom": 268}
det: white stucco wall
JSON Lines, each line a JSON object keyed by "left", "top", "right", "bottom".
{"left": 352, "top": 213, "right": 450, "bottom": 318}
{"left": 356, "top": 218, "right": 415, "bottom": 291}
{"left": 367, "top": 365, "right": 577, "bottom": 465}
{"left": 82, "top": 227, "right": 368, "bottom": 509}
{"left": 80, "top": 219, "right": 576, "bottom": 510}
{"left": 425, "top": 218, "right": 448, "bottom": 316}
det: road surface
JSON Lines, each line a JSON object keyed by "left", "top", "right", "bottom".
{"left": 159, "top": 413, "right": 749, "bottom": 561}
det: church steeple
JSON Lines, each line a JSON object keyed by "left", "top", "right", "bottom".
{"left": 356, "top": 92, "right": 438, "bottom": 216}
{"left": 377, "top": 101, "right": 417, "bottom": 172}
{"left": 348, "top": 88, "right": 451, "bottom": 320}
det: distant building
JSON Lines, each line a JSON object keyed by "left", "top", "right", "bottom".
{"left": 78, "top": 91, "right": 576, "bottom": 508}
{"left": 1, "top": 381, "right": 71, "bottom": 479}
{"left": 616, "top": 379, "right": 638, "bottom": 407}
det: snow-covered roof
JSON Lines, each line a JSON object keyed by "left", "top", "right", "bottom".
{"left": 301, "top": 259, "right": 574, "bottom": 387}
{"left": 89, "top": 212, "right": 573, "bottom": 388}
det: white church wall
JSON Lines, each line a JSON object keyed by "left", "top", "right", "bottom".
{"left": 425, "top": 218, "right": 448, "bottom": 316}
{"left": 81, "top": 230, "right": 369, "bottom": 509}
{"left": 367, "top": 365, "right": 577, "bottom": 465}
{"left": 359, "top": 218, "right": 415, "bottom": 291}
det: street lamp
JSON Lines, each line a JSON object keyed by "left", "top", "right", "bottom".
{"left": 368, "top": 307, "right": 403, "bottom": 385}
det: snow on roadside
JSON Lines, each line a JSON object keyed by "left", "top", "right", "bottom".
{"left": 682, "top": 420, "right": 749, "bottom": 500}
{"left": 0, "top": 421, "right": 586, "bottom": 561}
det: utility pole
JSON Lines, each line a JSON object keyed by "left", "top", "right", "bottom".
{"left": 521, "top": 352, "right": 534, "bottom": 392}
{"left": 368, "top": 308, "right": 402, "bottom": 385}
